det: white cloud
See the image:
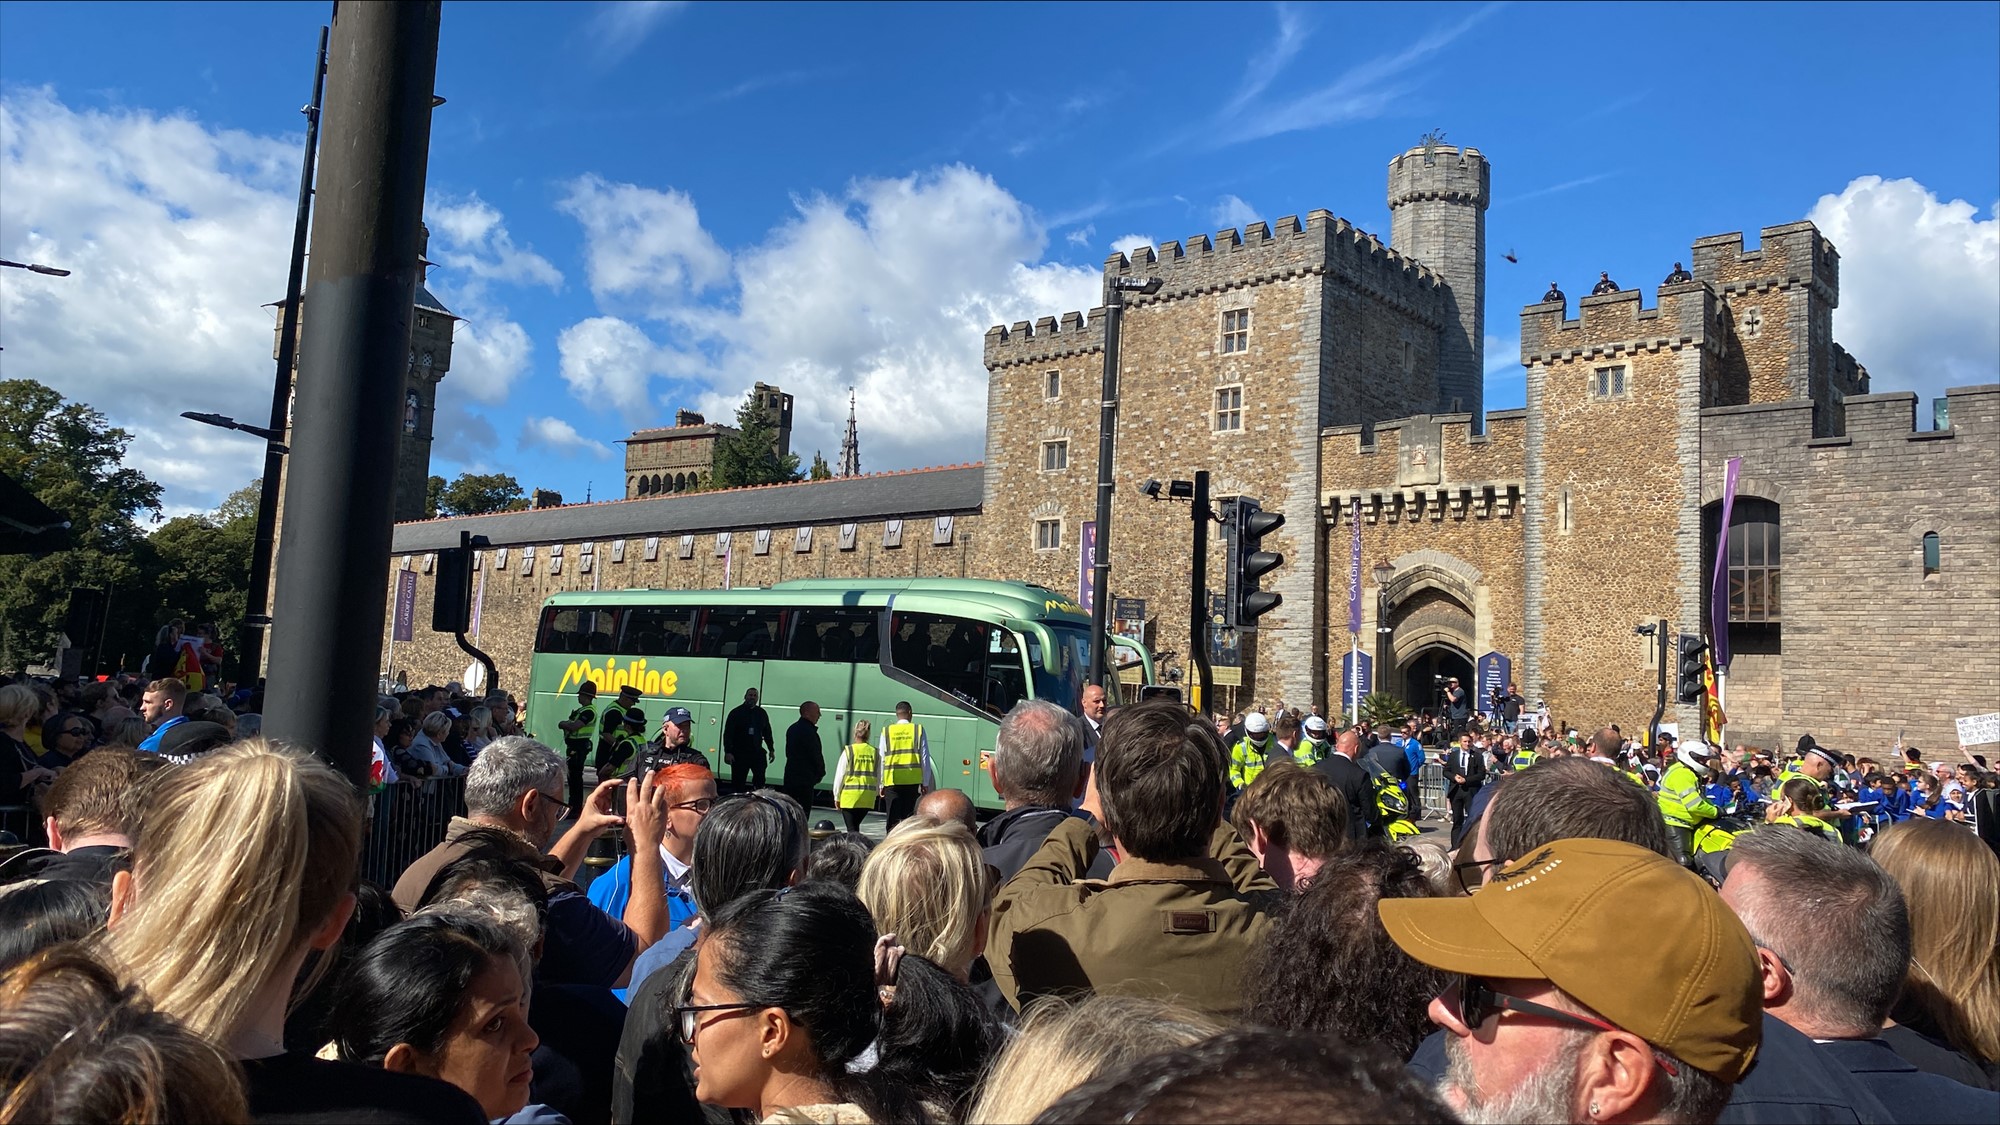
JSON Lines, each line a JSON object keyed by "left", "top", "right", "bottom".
{"left": 583, "top": 1, "right": 686, "bottom": 68}
{"left": 558, "top": 174, "right": 729, "bottom": 312}
{"left": 1065, "top": 224, "right": 1096, "bottom": 247}
{"left": 432, "top": 409, "right": 502, "bottom": 475}
{"left": 442, "top": 316, "right": 533, "bottom": 405}
{"left": 556, "top": 316, "right": 669, "bottom": 412}
{"left": 1211, "top": 194, "right": 1259, "bottom": 230}
{"left": 422, "top": 193, "right": 552, "bottom": 405}
{"left": 0, "top": 87, "right": 295, "bottom": 511}
{"left": 1110, "top": 233, "right": 1155, "bottom": 256}
{"left": 1806, "top": 176, "right": 1999, "bottom": 409}
{"left": 426, "top": 194, "right": 562, "bottom": 289}
{"left": 520, "top": 415, "right": 614, "bottom": 459}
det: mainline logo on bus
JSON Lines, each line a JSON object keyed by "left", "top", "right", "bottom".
{"left": 1043, "top": 598, "right": 1084, "bottom": 617}
{"left": 557, "top": 658, "right": 680, "bottom": 698}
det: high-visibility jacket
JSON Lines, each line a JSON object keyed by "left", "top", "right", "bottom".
{"left": 564, "top": 702, "right": 598, "bottom": 750}
{"left": 1230, "top": 736, "right": 1272, "bottom": 790}
{"left": 1511, "top": 748, "right": 1538, "bottom": 772}
{"left": 1773, "top": 813, "right": 1841, "bottom": 844}
{"left": 1657, "top": 762, "right": 1719, "bottom": 830}
{"left": 882, "top": 721, "right": 925, "bottom": 787}
{"left": 1293, "top": 736, "right": 1328, "bottom": 767}
{"left": 837, "top": 742, "right": 879, "bottom": 809}
{"left": 597, "top": 703, "right": 627, "bottom": 749}
{"left": 1776, "top": 766, "right": 1826, "bottom": 796}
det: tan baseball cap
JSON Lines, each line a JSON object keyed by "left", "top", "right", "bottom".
{"left": 1379, "top": 836, "right": 1762, "bottom": 1082}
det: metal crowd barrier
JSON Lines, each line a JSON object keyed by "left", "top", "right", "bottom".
{"left": 1415, "top": 760, "right": 1445, "bottom": 821}
{"left": 360, "top": 776, "right": 467, "bottom": 889}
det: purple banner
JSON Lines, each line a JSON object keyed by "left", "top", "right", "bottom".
{"left": 392, "top": 569, "right": 418, "bottom": 642}
{"left": 1346, "top": 497, "right": 1363, "bottom": 635}
{"left": 1709, "top": 457, "right": 1742, "bottom": 670}
{"left": 1079, "top": 520, "right": 1097, "bottom": 614}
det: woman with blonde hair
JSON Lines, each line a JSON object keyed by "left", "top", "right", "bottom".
{"left": 856, "top": 814, "right": 988, "bottom": 981}
{"left": 967, "top": 994, "right": 1222, "bottom": 1123}
{"left": 832, "top": 718, "right": 878, "bottom": 833}
{"left": 1869, "top": 817, "right": 2000, "bottom": 1076}
{"left": 102, "top": 740, "right": 484, "bottom": 1122}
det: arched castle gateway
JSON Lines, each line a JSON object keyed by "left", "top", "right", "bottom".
{"left": 384, "top": 142, "right": 1998, "bottom": 756}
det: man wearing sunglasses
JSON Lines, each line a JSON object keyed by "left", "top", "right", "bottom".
{"left": 1381, "top": 837, "right": 1762, "bottom": 1124}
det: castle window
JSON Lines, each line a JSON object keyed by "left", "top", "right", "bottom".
{"left": 1402, "top": 341, "right": 1414, "bottom": 376}
{"left": 1724, "top": 498, "right": 1780, "bottom": 623}
{"left": 1922, "top": 532, "right": 1941, "bottom": 577}
{"left": 1040, "top": 439, "right": 1069, "bottom": 472}
{"left": 1214, "top": 385, "right": 1244, "bottom": 432}
{"left": 1590, "top": 365, "right": 1628, "bottom": 402}
{"left": 1221, "top": 308, "right": 1251, "bottom": 354}
{"left": 1742, "top": 308, "right": 1762, "bottom": 337}
{"left": 1044, "top": 370, "right": 1060, "bottom": 400}
{"left": 1034, "top": 519, "right": 1062, "bottom": 551}
{"left": 1559, "top": 488, "right": 1573, "bottom": 535}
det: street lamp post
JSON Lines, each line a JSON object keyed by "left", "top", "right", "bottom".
{"left": 1086, "top": 273, "right": 1162, "bottom": 691}
{"left": 1373, "top": 559, "right": 1395, "bottom": 705}
{"left": 0, "top": 260, "right": 71, "bottom": 277}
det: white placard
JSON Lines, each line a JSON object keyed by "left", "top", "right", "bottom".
{"left": 1955, "top": 712, "right": 2000, "bottom": 746}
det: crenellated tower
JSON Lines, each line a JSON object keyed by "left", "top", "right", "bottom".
{"left": 1388, "top": 143, "right": 1490, "bottom": 421}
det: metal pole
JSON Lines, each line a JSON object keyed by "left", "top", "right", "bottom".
{"left": 1189, "top": 471, "right": 1212, "bottom": 714}
{"left": 1648, "top": 618, "right": 1668, "bottom": 749}
{"left": 241, "top": 25, "right": 329, "bottom": 688}
{"left": 1087, "top": 288, "right": 1123, "bottom": 689}
{"left": 263, "top": 0, "right": 441, "bottom": 786}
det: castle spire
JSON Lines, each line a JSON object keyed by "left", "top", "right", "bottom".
{"left": 838, "top": 388, "right": 861, "bottom": 477}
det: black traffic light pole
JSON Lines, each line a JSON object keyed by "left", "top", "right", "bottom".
{"left": 263, "top": 1, "right": 442, "bottom": 786}
{"left": 1087, "top": 274, "right": 1163, "bottom": 691}
{"left": 1188, "top": 472, "right": 1213, "bottom": 714}
{"left": 1647, "top": 618, "right": 1668, "bottom": 749}
{"left": 240, "top": 24, "right": 329, "bottom": 688}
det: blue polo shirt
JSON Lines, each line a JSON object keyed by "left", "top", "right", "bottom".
{"left": 136, "top": 715, "right": 187, "bottom": 754}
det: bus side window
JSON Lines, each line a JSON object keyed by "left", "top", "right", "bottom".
{"left": 619, "top": 606, "right": 693, "bottom": 655}
{"left": 784, "top": 607, "right": 875, "bottom": 663}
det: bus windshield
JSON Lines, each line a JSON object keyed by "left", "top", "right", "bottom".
{"left": 1033, "top": 622, "right": 1090, "bottom": 713}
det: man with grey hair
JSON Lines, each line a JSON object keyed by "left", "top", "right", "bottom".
{"left": 392, "top": 735, "right": 671, "bottom": 989}
{"left": 978, "top": 699, "right": 1112, "bottom": 881}
{"left": 1719, "top": 829, "right": 1997, "bottom": 1121}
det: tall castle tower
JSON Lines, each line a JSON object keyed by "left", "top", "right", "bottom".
{"left": 1388, "top": 142, "right": 1490, "bottom": 420}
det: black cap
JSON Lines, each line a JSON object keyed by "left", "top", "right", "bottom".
{"left": 158, "top": 720, "right": 232, "bottom": 762}
{"left": 810, "top": 819, "right": 837, "bottom": 840}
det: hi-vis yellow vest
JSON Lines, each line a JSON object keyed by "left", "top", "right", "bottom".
{"left": 883, "top": 722, "right": 924, "bottom": 786}
{"left": 838, "top": 743, "right": 879, "bottom": 809}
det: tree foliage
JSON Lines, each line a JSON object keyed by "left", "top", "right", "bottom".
{"left": 808, "top": 451, "right": 832, "bottom": 481}
{"left": 710, "top": 391, "right": 802, "bottom": 490}
{"left": 1360, "top": 691, "right": 1413, "bottom": 727}
{"left": 434, "top": 472, "right": 529, "bottom": 516}
{"left": 0, "top": 380, "right": 163, "bottom": 669}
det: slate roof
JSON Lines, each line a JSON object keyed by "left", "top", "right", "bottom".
{"left": 390, "top": 465, "right": 984, "bottom": 553}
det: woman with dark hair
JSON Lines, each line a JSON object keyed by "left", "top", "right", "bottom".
{"left": 0, "top": 878, "right": 110, "bottom": 974}
{"left": 1241, "top": 841, "right": 1449, "bottom": 1061}
{"left": 331, "top": 909, "right": 544, "bottom": 1123}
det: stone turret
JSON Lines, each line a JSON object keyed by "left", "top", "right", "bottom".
{"left": 1388, "top": 143, "right": 1490, "bottom": 421}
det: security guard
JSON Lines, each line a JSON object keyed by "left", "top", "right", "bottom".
{"left": 1230, "top": 712, "right": 1274, "bottom": 790}
{"left": 832, "top": 718, "right": 880, "bottom": 833}
{"left": 1294, "top": 714, "right": 1330, "bottom": 766}
{"left": 595, "top": 684, "right": 642, "bottom": 776}
{"left": 1657, "top": 739, "right": 1722, "bottom": 859}
{"left": 876, "top": 701, "right": 933, "bottom": 831}
{"left": 1768, "top": 777, "right": 1842, "bottom": 843}
{"left": 556, "top": 680, "right": 598, "bottom": 804}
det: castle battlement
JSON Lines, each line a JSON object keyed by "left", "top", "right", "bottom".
{"left": 1702, "top": 385, "right": 1999, "bottom": 451}
{"left": 1691, "top": 221, "right": 1839, "bottom": 304}
{"left": 1100, "top": 209, "right": 1445, "bottom": 316}
{"left": 983, "top": 307, "right": 1106, "bottom": 369}
{"left": 1520, "top": 282, "right": 1713, "bottom": 365}
{"left": 1386, "top": 144, "right": 1491, "bottom": 208}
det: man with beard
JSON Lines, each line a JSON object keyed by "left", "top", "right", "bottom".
{"left": 1382, "top": 837, "right": 1760, "bottom": 1124}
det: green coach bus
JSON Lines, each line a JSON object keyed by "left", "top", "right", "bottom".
{"left": 523, "top": 578, "right": 1154, "bottom": 810}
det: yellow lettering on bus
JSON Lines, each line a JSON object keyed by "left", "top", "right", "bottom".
{"left": 1043, "top": 598, "right": 1084, "bottom": 616}
{"left": 644, "top": 670, "right": 661, "bottom": 695}
{"left": 558, "top": 658, "right": 678, "bottom": 698}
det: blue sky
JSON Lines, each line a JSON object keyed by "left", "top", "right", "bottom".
{"left": 3, "top": 0, "right": 1995, "bottom": 515}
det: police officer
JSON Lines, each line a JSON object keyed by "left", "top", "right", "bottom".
{"left": 1230, "top": 712, "right": 1274, "bottom": 791}
{"left": 595, "top": 684, "right": 642, "bottom": 777}
{"left": 1294, "top": 714, "right": 1330, "bottom": 766}
{"left": 608, "top": 706, "right": 648, "bottom": 777}
{"left": 832, "top": 717, "right": 879, "bottom": 833}
{"left": 1510, "top": 728, "right": 1540, "bottom": 772}
{"left": 556, "top": 679, "right": 599, "bottom": 807}
{"left": 1657, "top": 739, "right": 1722, "bottom": 859}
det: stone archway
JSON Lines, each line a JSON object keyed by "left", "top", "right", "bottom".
{"left": 1375, "top": 549, "right": 1482, "bottom": 708}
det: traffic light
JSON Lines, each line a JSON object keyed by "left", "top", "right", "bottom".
{"left": 1675, "top": 635, "right": 1708, "bottom": 704}
{"left": 1226, "top": 497, "right": 1286, "bottom": 629}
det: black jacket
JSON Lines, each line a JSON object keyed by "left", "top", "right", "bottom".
{"left": 782, "top": 716, "right": 824, "bottom": 786}
{"left": 1443, "top": 743, "right": 1487, "bottom": 797}
{"left": 979, "top": 805, "right": 1113, "bottom": 883}
{"left": 722, "top": 702, "right": 773, "bottom": 763}
{"left": 1312, "top": 754, "right": 1379, "bottom": 841}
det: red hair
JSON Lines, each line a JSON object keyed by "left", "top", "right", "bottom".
{"left": 659, "top": 762, "right": 714, "bottom": 804}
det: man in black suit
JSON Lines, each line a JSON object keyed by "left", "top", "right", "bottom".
{"left": 1312, "top": 729, "right": 1379, "bottom": 842}
{"left": 1444, "top": 730, "right": 1487, "bottom": 843}
{"left": 780, "top": 700, "right": 824, "bottom": 812}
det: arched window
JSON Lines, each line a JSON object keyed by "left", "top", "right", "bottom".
{"left": 1922, "top": 532, "right": 1940, "bottom": 577}
{"left": 649, "top": 473, "right": 661, "bottom": 494}
{"left": 1724, "top": 498, "right": 1780, "bottom": 622}
{"left": 633, "top": 476, "right": 646, "bottom": 496}
{"left": 674, "top": 472, "right": 687, "bottom": 492}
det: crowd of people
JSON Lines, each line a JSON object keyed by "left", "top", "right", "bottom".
{"left": 3, "top": 662, "right": 1998, "bottom": 1124}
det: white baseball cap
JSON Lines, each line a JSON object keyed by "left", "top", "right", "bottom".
{"left": 1245, "top": 712, "right": 1270, "bottom": 735}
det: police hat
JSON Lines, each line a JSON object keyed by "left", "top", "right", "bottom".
{"left": 623, "top": 707, "right": 647, "bottom": 727}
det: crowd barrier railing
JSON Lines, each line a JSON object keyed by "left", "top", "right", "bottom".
{"left": 360, "top": 776, "right": 467, "bottom": 890}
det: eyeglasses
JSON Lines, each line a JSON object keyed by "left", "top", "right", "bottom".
{"left": 532, "top": 790, "right": 572, "bottom": 815}
{"left": 670, "top": 797, "right": 717, "bottom": 815}
{"left": 673, "top": 1002, "right": 762, "bottom": 1045}
{"left": 1455, "top": 977, "right": 1679, "bottom": 1077}
{"left": 1451, "top": 856, "right": 1507, "bottom": 894}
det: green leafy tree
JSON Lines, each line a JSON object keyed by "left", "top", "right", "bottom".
{"left": 425, "top": 474, "right": 447, "bottom": 519}
{"left": 0, "top": 379, "right": 163, "bottom": 669}
{"left": 1360, "top": 691, "right": 1413, "bottom": 727}
{"left": 710, "top": 391, "right": 802, "bottom": 490}
{"left": 136, "top": 479, "right": 259, "bottom": 673}
{"left": 808, "top": 451, "right": 832, "bottom": 481}
{"left": 435, "top": 472, "right": 529, "bottom": 516}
